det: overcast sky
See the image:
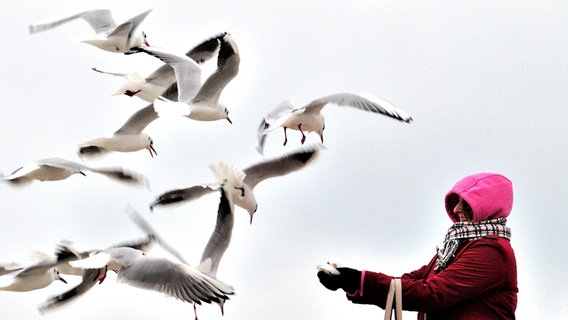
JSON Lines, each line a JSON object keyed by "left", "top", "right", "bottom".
{"left": 1, "top": 1, "right": 566, "bottom": 319}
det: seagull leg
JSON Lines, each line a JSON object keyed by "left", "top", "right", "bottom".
{"left": 193, "top": 303, "right": 199, "bottom": 320}
{"left": 124, "top": 89, "right": 141, "bottom": 97}
{"left": 298, "top": 124, "right": 306, "bottom": 144}
{"left": 95, "top": 266, "right": 108, "bottom": 284}
{"left": 283, "top": 127, "right": 288, "bottom": 146}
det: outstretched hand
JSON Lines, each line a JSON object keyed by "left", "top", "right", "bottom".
{"left": 317, "top": 267, "right": 361, "bottom": 293}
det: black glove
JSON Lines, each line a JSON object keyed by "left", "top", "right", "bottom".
{"left": 317, "top": 267, "right": 361, "bottom": 293}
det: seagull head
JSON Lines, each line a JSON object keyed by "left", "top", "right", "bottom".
{"left": 54, "top": 269, "right": 67, "bottom": 284}
{"left": 223, "top": 107, "right": 232, "bottom": 124}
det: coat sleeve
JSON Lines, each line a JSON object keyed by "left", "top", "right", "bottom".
{"left": 347, "top": 237, "right": 513, "bottom": 312}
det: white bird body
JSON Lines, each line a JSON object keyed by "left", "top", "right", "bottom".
{"left": 29, "top": 9, "right": 152, "bottom": 54}
{"left": 78, "top": 105, "right": 158, "bottom": 159}
{"left": 0, "top": 244, "right": 74, "bottom": 292}
{"left": 0, "top": 267, "right": 65, "bottom": 292}
{"left": 257, "top": 92, "right": 413, "bottom": 154}
{"left": 92, "top": 69, "right": 167, "bottom": 102}
{"left": 136, "top": 32, "right": 239, "bottom": 124}
{"left": 79, "top": 133, "right": 153, "bottom": 153}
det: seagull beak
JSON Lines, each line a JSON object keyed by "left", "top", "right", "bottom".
{"left": 226, "top": 116, "right": 232, "bottom": 124}
{"left": 58, "top": 276, "right": 67, "bottom": 284}
{"left": 79, "top": 171, "right": 86, "bottom": 177}
{"left": 148, "top": 145, "right": 157, "bottom": 158}
{"left": 249, "top": 205, "right": 257, "bottom": 225}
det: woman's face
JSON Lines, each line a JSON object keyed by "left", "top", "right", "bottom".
{"left": 454, "top": 197, "right": 473, "bottom": 222}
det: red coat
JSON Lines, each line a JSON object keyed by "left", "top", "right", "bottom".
{"left": 347, "top": 235, "right": 518, "bottom": 319}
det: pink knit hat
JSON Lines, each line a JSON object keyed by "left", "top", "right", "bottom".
{"left": 445, "top": 172, "right": 513, "bottom": 222}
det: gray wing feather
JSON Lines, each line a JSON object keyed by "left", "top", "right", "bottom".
{"left": 191, "top": 33, "right": 239, "bottom": 104}
{"left": 245, "top": 143, "right": 324, "bottom": 188}
{"left": 307, "top": 92, "right": 413, "bottom": 122}
{"left": 114, "top": 105, "right": 158, "bottom": 134}
{"left": 199, "top": 188, "right": 234, "bottom": 277}
{"left": 150, "top": 184, "right": 219, "bottom": 211}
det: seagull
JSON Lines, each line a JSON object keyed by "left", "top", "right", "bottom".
{"left": 256, "top": 92, "right": 413, "bottom": 154}
{"left": 29, "top": 8, "right": 151, "bottom": 54}
{"left": 134, "top": 32, "right": 239, "bottom": 123}
{"left": 0, "top": 157, "right": 149, "bottom": 187}
{"left": 0, "top": 243, "right": 75, "bottom": 292}
{"left": 37, "top": 206, "right": 190, "bottom": 314}
{"left": 78, "top": 104, "right": 158, "bottom": 159}
{"left": 68, "top": 247, "right": 235, "bottom": 308}
{"left": 92, "top": 33, "right": 223, "bottom": 102}
{"left": 150, "top": 143, "right": 325, "bottom": 223}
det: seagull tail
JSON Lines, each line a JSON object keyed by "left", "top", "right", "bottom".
{"left": 208, "top": 162, "right": 245, "bottom": 187}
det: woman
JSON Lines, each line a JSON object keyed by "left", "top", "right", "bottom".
{"left": 317, "top": 172, "right": 518, "bottom": 319}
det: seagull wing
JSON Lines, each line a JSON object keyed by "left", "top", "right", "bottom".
{"left": 255, "top": 99, "right": 298, "bottom": 154}
{"left": 37, "top": 268, "right": 100, "bottom": 314}
{"left": 135, "top": 46, "right": 202, "bottom": 103}
{"left": 69, "top": 251, "right": 111, "bottom": 270}
{"left": 29, "top": 9, "right": 116, "bottom": 34}
{"left": 150, "top": 184, "right": 219, "bottom": 210}
{"left": 117, "top": 255, "right": 234, "bottom": 304}
{"left": 108, "top": 9, "right": 152, "bottom": 38}
{"left": 114, "top": 105, "right": 159, "bottom": 135}
{"left": 198, "top": 187, "right": 234, "bottom": 277}
{"left": 191, "top": 33, "right": 239, "bottom": 105}
{"left": 185, "top": 33, "right": 222, "bottom": 63}
{"left": 124, "top": 206, "right": 189, "bottom": 264}
{"left": 307, "top": 92, "right": 413, "bottom": 122}
{"left": 87, "top": 166, "right": 150, "bottom": 188}
{"left": 244, "top": 143, "right": 324, "bottom": 189}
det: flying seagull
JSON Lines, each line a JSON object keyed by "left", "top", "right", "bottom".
{"left": 29, "top": 8, "right": 152, "bottom": 54}
{"left": 1, "top": 157, "right": 149, "bottom": 188}
{"left": 256, "top": 92, "right": 413, "bottom": 154}
{"left": 0, "top": 243, "right": 75, "bottom": 292}
{"left": 37, "top": 206, "right": 191, "bottom": 314}
{"left": 150, "top": 143, "right": 325, "bottom": 223}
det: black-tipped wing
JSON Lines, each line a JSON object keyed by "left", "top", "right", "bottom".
{"left": 307, "top": 92, "right": 413, "bottom": 122}
{"left": 37, "top": 268, "right": 100, "bottom": 314}
{"left": 150, "top": 184, "right": 219, "bottom": 211}
{"left": 245, "top": 143, "right": 325, "bottom": 189}
{"left": 191, "top": 33, "right": 240, "bottom": 105}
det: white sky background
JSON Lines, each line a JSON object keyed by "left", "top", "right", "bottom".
{"left": 0, "top": 1, "right": 566, "bottom": 319}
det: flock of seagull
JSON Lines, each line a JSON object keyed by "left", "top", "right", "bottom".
{"left": 1, "top": 7, "right": 414, "bottom": 319}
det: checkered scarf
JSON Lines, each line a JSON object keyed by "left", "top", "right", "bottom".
{"left": 435, "top": 217, "right": 511, "bottom": 272}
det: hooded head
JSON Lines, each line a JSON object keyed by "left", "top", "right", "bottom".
{"left": 445, "top": 172, "right": 513, "bottom": 223}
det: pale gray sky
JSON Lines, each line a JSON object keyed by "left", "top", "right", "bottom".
{"left": 1, "top": 1, "right": 566, "bottom": 319}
